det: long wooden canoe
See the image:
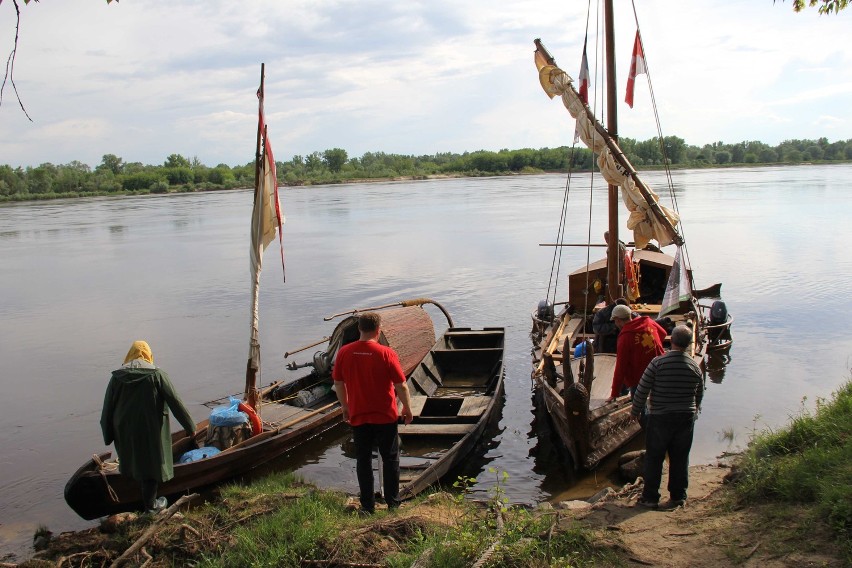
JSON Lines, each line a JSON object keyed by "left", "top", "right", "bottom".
{"left": 65, "top": 303, "right": 438, "bottom": 520}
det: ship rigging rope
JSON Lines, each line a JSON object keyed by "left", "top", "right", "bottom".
{"left": 546, "top": 0, "right": 599, "bottom": 313}
{"left": 630, "top": 0, "right": 693, "bottom": 274}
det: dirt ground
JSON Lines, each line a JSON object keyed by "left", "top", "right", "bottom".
{"left": 563, "top": 463, "right": 846, "bottom": 567}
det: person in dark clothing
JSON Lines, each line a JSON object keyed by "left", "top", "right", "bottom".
{"left": 592, "top": 297, "right": 629, "bottom": 353}
{"left": 100, "top": 340, "right": 197, "bottom": 513}
{"left": 332, "top": 313, "right": 414, "bottom": 514}
{"left": 630, "top": 325, "right": 704, "bottom": 509}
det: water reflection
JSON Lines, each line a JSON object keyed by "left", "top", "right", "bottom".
{"left": 705, "top": 351, "right": 732, "bottom": 385}
{"left": 528, "top": 388, "right": 635, "bottom": 502}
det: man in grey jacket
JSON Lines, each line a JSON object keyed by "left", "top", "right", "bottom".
{"left": 631, "top": 325, "right": 703, "bottom": 508}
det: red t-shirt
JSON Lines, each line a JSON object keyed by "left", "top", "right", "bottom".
{"left": 611, "top": 316, "right": 667, "bottom": 398}
{"left": 332, "top": 340, "right": 406, "bottom": 426}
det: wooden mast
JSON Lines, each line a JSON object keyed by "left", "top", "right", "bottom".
{"left": 604, "top": 0, "right": 622, "bottom": 302}
{"left": 244, "top": 62, "right": 265, "bottom": 409}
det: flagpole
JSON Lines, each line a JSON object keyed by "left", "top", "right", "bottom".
{"left": 245, "top": 63, "right": 265, "bottom": 409}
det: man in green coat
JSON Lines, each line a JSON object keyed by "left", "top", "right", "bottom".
{"left": 100, "top": 340, "right": 197, "bottom": 513}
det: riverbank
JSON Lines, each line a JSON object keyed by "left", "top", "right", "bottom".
{"left": 10, "top": 376, "right": 850, "bottom": 567}
{"left": 5, "top": 460, "right": 845, "bottom": 568}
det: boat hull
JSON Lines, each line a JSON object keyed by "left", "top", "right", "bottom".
{"left": 531, "top": 250, "right": 721, "bottom": 470}
{"left": 64, "top": 404, "right": 342, "bottom": 520}
{"left": 65, "top": 304, "right": 438, "bottom": 520}
{"left": 397, "top": 327, "right": 505, "bottom": 499}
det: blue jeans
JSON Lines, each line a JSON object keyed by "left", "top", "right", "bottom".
{"left": 352, "top": 422, "right": 401, "bottom": 512}
{"left": 642, "top": 413, "right": 696, "bottom": 503}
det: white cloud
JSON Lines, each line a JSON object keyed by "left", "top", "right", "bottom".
{"left": 0, "top": 0, "right": 850, "bottom": 168}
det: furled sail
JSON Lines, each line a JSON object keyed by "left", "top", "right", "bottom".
{"left": 534, "top": 52, "right": 680, "bottom": 249}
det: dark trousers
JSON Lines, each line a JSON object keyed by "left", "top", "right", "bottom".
{"left": 141, "top": 479, "right": 159, "bottom": 510}
{"left": 352, "top": 422, "right": 401, "bottom": 512}
{"left": 642, "top": 412, "right": 695, "bottom": 503}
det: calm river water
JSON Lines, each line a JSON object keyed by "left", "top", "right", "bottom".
{"left": 2, "top": 165, "right": 851, "bottom": 557}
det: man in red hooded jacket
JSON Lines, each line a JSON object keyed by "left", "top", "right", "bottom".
{"left": 606, "top": 304, "right": 667, "bottom": 402}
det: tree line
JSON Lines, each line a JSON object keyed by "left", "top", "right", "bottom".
{"left": 1, "top": 136, "right": 851, "bottom": 201}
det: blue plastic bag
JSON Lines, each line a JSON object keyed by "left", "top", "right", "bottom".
{"left": 209, "top": 396, "right": 248, "bottom": 427}
{"left": 178, "top": 446, "right": 221, "bottom": 464}
{"left": 574, "top": 341, "right": 587, "bottom": 358}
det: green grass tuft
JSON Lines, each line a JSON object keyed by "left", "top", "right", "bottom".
{"left": 733, "top": 378, "right": 852, "bottom": 562}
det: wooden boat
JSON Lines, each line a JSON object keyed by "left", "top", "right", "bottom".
{"left": 397, "top": 326, "right": 505, "bottom": 500}
{"left": 64, "top": 301, "right": 442, "bottom": 520}
{"left": 64, "top": 66, "right": 448, "bottom": 520}
{"left": 529, "top": 9, "right": 732, "bottom": 470}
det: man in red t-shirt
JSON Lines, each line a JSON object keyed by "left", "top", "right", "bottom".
{"left": 332, "top": 312, "right": 414, "bottom": 513}
{"left": 606, "top": 304, "right": 667, "bottom": 402}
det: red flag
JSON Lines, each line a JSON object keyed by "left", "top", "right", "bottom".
{"left": 625, "top": 31, "right": 646, "bottom": 108}
{"left": 574, "top": 43, "right": 590, "bottom": 143}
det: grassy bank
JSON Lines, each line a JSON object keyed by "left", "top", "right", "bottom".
{"left": 33, "top": 473, "right": 614, "bottom": 568}
{"left": 729, "top": 377, "right": 852, "bottom": 562}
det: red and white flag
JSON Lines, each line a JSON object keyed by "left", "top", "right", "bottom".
{"left": 252, "top": 86, "right": 286, "bottom": 284}
{"left": 574, "top": 43, "right": 590, "bottom": 143}
{"left": 625, "top": 30, "right": 646, "bottom": 109}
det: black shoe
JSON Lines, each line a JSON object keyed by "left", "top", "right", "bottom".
{"left": 664, "top": 498, "right": 686, "bottom": 509}
{"left": 636, "top": 498, "right": 659, "bottom": 509}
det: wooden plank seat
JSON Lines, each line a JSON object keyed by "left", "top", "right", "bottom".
{"left": 458, "top": 396, "right": 490, "bottom": 417}
{"left": 409, "top": 396, "right": 427, "bottom": 417}
{"left": 398, "top": 423, "right": 475, "bottom": 436}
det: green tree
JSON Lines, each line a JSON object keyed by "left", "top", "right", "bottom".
{"left": 124, "top": 162, "right": 146, "bottom": 174}
{"left": 54, "top": 161, "right": 91, "bottom": 193}
{"left": 714, "top": 151, "right": 731, "bottom": 164}
{"left": 164, "top": 154, "right": 191, "bottom": 169}
{"left": 96, "top": 154, "right": 125, "bottom": 175}
{"left": 776, "top": 0, "right": 848, "bottom": 14}
{"left": 806, "top": 145, "right": 824, "bottom": 160}
{"left": 322, "top": 148, "right": 348, "bottom": 173}
{"left": 636, "top": 138, "right": 663, "bottom": 165}
{"left": 0, "top": 165, "right": 24, "bottom": 196}
{"left": 208, "top": 166, "right": 235, "bottom": 186}
{"left": 305, "top": 152, "right": 324, "bottom": 173}
{"left": 26, "top": 163, "right": 57, "bottom": 194}
{"left": 662, "top": 136, "right": 686, "bottom": 164}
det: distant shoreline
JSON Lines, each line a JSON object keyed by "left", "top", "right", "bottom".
{"left": 2, "top": 161, "right": 850, "bottom": 204}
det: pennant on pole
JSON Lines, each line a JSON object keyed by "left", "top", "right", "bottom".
{"left": 659, "top": 246, "right": 692, "bottom": 317}
{"left": 574, "top": 43, "right": 590, "bottom": 143}
{"left": 625, "top": 31, "right": 646, "bottom": 109}
{"left": 254, "top": 87, "right": 286, "bottom": 282}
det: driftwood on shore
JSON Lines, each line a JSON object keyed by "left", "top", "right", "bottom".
{"left": 109, "top": 493, "right": 197, "bottom": 568}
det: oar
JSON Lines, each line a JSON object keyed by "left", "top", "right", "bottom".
{"left": 274, "top": 401, "right": 339, "bottom": 433}
{"left": 284, "top": 336, "right": 330, "bottom": 358}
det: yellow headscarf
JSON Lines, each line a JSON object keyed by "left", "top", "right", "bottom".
{"left": 123, "top": 340, "right": 154, "bottom": 364}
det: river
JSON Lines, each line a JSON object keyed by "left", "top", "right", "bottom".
{"left": 2, "top": 164, "right": 851, "bottom": 558}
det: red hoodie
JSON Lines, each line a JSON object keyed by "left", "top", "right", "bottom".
{"left": 611, "top": 316, "right": 667, "bottom": 398}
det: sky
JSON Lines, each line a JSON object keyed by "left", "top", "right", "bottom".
{"left": 0, "top": 0, "right": 850, "bottom": 169}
